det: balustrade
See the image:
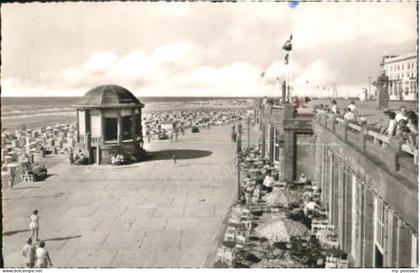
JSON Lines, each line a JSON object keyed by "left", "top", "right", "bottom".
{"left": 315, "top": 112, "right": 418, "bottom": 169}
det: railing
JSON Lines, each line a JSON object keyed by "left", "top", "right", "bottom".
{"left": 271, "top": 104, "right": 283, "bottom": 109}
{"left": 315, "top": 112, "right": 418, "bottom": 171}
{"left": 91, "top": 137, "right": 102, "bottom": 144}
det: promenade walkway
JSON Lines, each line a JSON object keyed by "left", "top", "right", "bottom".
{"left": 2, "top": 124, "right": 241, "bottom": 267}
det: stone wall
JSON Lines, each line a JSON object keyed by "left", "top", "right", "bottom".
{"left": 314, "top": 123, "right": 418, "bottom": 268}
{"left": 295, "top": 133, "right": 316, "bottom": 179}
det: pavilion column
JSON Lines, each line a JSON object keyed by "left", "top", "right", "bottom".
{"left": 84, "top": 110, "right": 92, "bottom": 164}
{"left": 117, "top": 110, "right": 122, "bottom": 145}
{"left": 100, "top": 110, "right": 106, "bottom": 145}
{"left": 76, "top": 110, "right": 80, "bottom": 142}
{"left": 85, "top": 110, "right": 91, "bottom": 135}
{"left": 131, "top": 108, "right": 137, "bottom": 140}
{"left": 138, "top": 108, "right": 143, "bottom": 137}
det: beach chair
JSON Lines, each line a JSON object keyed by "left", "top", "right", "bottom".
{"left": 216, "top": 247, "right": 227, "bottom": 262}
{"left": 312, "top": 219, "right": 329, "bottom": 225}
{"left": 236, "top": 234, "right": 246, "bottom": 244}
{"left": 338, "top": 258, "right": 349, "bottom": 268}
{"left": 277, "top": 182, "right": 287, "bottom": 190}
{"left": 325, "top": 256, "right": 338, "bottom": 268}
{"left": 228, "top": 215, "right": 241, "bottom": 225}
{"left": 311, "top": 223, "right": 336, "bottom": 234}
{"left": 224, "top": 227, "right": 236, "bottom": 241}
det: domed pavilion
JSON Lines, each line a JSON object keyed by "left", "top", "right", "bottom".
{"left": 74, "top": 85, "right": 145, "bottom": 164}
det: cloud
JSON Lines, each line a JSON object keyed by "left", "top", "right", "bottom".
{"left": 83, "top": 51, "right": 118, "bottom": 73}
{"left": 1, "top": 2, "right": 416, "bottom": 97}
{"left": 149, "top": 41, "right": 193, "bottom": 64}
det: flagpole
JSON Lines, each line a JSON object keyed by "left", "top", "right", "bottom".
{"left": 289, "top": 51, "right": 292, "bottom": 103}
{"left": 284, "top": 64, "right": 290, "bottom": 102}
{"left": 282, "top": 33, "right": 293, "bottom": 104}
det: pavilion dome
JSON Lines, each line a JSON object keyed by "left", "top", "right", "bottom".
{"left": 75, "top": 84, "right": 144, "bottom": 108}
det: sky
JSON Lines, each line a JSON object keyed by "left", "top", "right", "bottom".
{"left": 1, "top": 2, "right": 417, "bottom": 97}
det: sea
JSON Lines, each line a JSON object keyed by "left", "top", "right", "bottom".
{"left": 1, "top": 96, "right": 255, "bottom": 131}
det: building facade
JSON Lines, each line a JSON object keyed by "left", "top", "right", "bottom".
{"left": 381, "top": 53, "right": 418, "bottom": 101}
{"left": 313, "top": 113, "right": 417, "bottom": 267}
{"left": 255, "top": 100, "right": 418, "bottom": 267}
{"left": 74, "top": 85, "right": 144, "bottom": 164}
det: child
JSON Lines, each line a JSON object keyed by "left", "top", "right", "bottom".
{"left": 29, "top": 210, "right": 39, "bottom": 241}
{"left": 35, "top": 241, "right": 53, "bottom": 268}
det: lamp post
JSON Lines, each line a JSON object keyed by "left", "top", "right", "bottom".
{"left": 247, "top": 116, "right": 250, "bottom": 149}
{"left": 368, "top": 76, "right": 372, "bottom": 99}
{"left": 237, "top": 131, "right": 242, "bottom": 202}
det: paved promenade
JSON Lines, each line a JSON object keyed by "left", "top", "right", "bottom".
{"left": 2, "top": 124, "right": 241, "bottom": 267}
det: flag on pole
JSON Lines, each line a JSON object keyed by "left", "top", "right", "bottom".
{"left": 282, "top": 33, "right": 293, "bottom": 51}
{"left": 284, "top": 54, "right": 289, "bottom": 65}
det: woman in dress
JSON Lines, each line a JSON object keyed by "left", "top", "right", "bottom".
{"left": 29, "top": 210, "right": 39, "bottom": 241}
{"left": 35, "top": 241, "right": 52, "bottom": 268}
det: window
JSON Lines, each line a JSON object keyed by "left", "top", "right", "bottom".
{"left": 375, "top": 198, "right": 386, "bottom": 250}
{"left": 121, "top": 116, "right": 132, "bottom": 140}
{"left": 273, "top": 128, "right": 280, "bottom": 162}
{"left": 104, "top": 118, "right": 118, "bottom": 142}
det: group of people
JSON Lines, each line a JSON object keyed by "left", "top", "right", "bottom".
{"left": 144, "top": 110, "right": 247, "bottom": 143}
{"left": 69, "top": 149, "right": 88, "bottom": 165}
{"left": 380, "top": 106, "right": 418, "bottom": 149}
{"left": 317, "top": 100, "right": 418, "bottom": 150}
{"left": 110, "top": 154, "right": 126, "bottom": 165}
{"left": 110, "top": 153, "right": 137, "bottom": 165}
{"left": 240, "top": 159, "right": 277, "bottom": 206}
{"left": 22, "top": 162, "right": 48, "bottom": 182}
{"left": 22, "top": 210, "right": 53, "bottom": 268}
{"left": 317, "top": 100, "right": 360, "bottom": 122}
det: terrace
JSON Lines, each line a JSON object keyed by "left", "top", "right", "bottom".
{"left": 314, "top": 112, "right": 418, "bottom": 183}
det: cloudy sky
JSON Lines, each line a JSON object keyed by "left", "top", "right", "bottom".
{"left": 1, "top": 2, "right": 417, "bottom": 97}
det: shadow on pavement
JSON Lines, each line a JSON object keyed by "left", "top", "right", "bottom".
{"left": 43, "top": 235, "right": 82, "bottom": 242}
{"left": 3, "top": 229, "right": 30, "bottom": 237}
{"left": 12, "top": 186, "right": 40, "bottom": 190}
{"left": 148, "top": 149, "right": 213, "bottom": 161}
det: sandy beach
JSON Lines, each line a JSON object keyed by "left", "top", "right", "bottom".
{"left": 1, "top": 101, "right": 253, "bottom": 132}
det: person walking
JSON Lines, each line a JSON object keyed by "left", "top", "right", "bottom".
{"left": 255, "top": 171, "right": 265, "bottom": 202}
{"left": 35, "top": 241, "right": 53, "bottom": 268}
{"left": 231, "top": 131, "right": 237, "bottom": 142}
{"left": 69, "top": 148, "right": 74, "bottom": 165}
{"left": 29, "top": 210, "right": 39, "bottom": 241}
{"left": 172, "top": 154, "right": 177, "bottom": 164}
{"left": 22, "top": 238, "right": 36, "bottom": 268}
